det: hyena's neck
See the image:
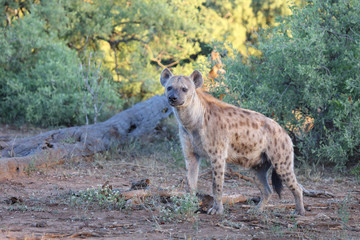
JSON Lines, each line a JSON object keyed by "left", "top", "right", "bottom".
{"left": 173, "top": 92, "right": 204, "bottom": 131}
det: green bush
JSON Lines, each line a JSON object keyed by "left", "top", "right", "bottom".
{"left": 212, "top": 0, "right": 360, "bottom": 169}
{"left": 0, "top": 14, "right": 123, "bottom": 127}
{"left": 159, "top": 193, "right": 199, "bottom": 222}
{"left": 69, "top": 185, "right": 126, "bottom": 210}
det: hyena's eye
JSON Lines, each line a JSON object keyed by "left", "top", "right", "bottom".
{"left": 182, "top": 87, "right": 188, "bottom": 92}
{"left": 167, "top": 86, "right": 172, "bottom": 91}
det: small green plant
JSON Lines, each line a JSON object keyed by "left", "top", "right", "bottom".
{"left": 271, "top": 224, "right": 284, "bottom": 237}
{"left": 5, "top": 204, "right": 46, "bottom": 212}
{"left": 6, "top": 204, "right": 29, "bottom": 212}
{"left": 25, "top": 158, "right": 38, "bottom": 175}
{"left": 60, "top": 136, "right": 76, "bottom": 144}
{"left": 172, "top": 193, "right": 199, "bottom": 219}
{"left": 69, "top": 185, "right": 126, "bottom": 210}
{"left": 170, "top": 145, "right": 185, "bottom": 168}
{"left": 118, "top": 139, "right": 142, "bottom": 158}
{"left": 289, "top": 214, "right": 298, "bottom": 231}
{"left": 338, "top": 193, "right": 351, "bottom": 225}
{"left": 159, "top": 193, "right": 199, "bottom": 223}
{"left": 351, "top": 165, "right": 360, "bottom": 182}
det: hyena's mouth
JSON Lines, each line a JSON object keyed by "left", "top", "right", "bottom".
{"left": 169, "top": 100, "right": 185, "bottom": 107}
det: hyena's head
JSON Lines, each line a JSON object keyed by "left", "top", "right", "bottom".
{"left": 160, "top": 68, "right": 203, "bottom": 107}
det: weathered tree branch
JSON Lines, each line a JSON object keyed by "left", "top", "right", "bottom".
{"left": 121, "top": 188, "right": 248, "bottom": 208}
{"left": 0, "top": 95, "right": 172, "bottom": 181}
{"left": 96, "top": 35, "right": 146, "bottom": 46}
{"left": 300, "top": 184, "right": 335, "bottom": 198}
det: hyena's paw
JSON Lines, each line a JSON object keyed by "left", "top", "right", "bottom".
{"left": 207, "top": 203, "right": 224, "bottom": 215}
{"left": 247, "top": 204, "right": 265, "bottom": 215}
{"left": 292, "top": 208, "right": 306, "bottom": 216}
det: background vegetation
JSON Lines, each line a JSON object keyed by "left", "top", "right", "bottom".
{"left": 0, "top": 0, "right": 295, "bottom": 125}
{"left": 0, "top": 0, "right": 359, "bottom": 169}
{"left": 212, "top": 0, "right": 360, "bottom": 169}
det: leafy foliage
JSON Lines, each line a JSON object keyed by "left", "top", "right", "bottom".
{"left": 200, "top": 0, "right": 299, "bottom": 56}
{"left": 159, "top": 193, "right": 199, "bottom": 222}
{"left": 0, "top": 0, "right": 296, "bottom": 126}
{"left": 23, "top": 0, "right": 206, "bottom": 103}
{"left": 212, "top": 0, "right": 360, "bottom": 168}
{"left": 0, "top": 15, "right": 80, "bottom": 126}
{"left": 2, "top": 0, "right": 296, "bottom": 103}
{"left": 70, "top": 185, "right": 127, "bottom": 210}
{"left": 0, "top": 12, "right": 122, "bottom": 126}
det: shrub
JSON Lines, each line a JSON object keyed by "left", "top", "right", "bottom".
{"left": 212, "top": 0, "right": 360, "bottom": 169}
{"left": 159, "top": 193, "right": 199, "bottom": 222}
{"left": 0, "top": 14, "right": 123, "bottom": 127}
{"left": 70, "top": 185, "right": 126, "bottom": 210}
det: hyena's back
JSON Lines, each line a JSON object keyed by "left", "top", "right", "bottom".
{"left": 199, "top": 90, "right": 293, "bottom": 170}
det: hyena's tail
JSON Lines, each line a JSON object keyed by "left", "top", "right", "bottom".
{"left": 271, "top": 169, "right": 283, "bottom": 198}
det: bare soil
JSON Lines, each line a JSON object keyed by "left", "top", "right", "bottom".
{"left": 0, "top": 125, "right": 359, "bottom": 240}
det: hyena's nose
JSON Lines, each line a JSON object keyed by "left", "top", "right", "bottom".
{"left": 168, "top": 95, "right": 178, "bottom": 103}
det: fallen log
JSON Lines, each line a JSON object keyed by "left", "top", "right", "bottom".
{"left": 122, "top": 189, "right": 248, "bottom": 211}
{"left": 120, "top": 188, "right": 184, "bottom": 200}
{"left": 239, "top": 203, "right": 300, "bottom": 210}
{"left": 0, "top": 95, "right": 172, "bottom": 181}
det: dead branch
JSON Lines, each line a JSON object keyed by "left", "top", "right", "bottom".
{"left": 339, "top": 221, "right": 360, "bottom": 232}
{"left": 199, "top": 168, "right": 211, "bottom": 178}
{"left": 222, "top": 194, "right": 248, "bottom": 204}
{"left": 226, "top": 168, "right": 255, "bottom": 184}
{"left": 198, "top": 168, "right": 254, "bottom": 185}
{"left": 120, "top": 188, "right": 248, "bottom": 207}
{"left": 239, "top": 202, "right": 335, "bottom": 212}
{"left": 239, "top": 203, "right": 297, "bottom": 210}
{"left": 0, "top": 95, "right": 172, "bottom": 181}
{"left": 300, "top": 184, "right": 335, "bottom": 198}
{"left": 70, "top": 232, "right": 101, "bottom": 238}
{"left": 120, "top": 189, "right": 184, "bottom": 200}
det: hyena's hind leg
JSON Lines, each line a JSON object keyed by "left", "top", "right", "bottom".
{"left": 282, "top": 169, "right": 305, "bottom": 215}
{"left": 275, "top": 152, "right": 305, "bottom": 215}
{"left": 250, "top": 153, "right": 272, "bottom": 212}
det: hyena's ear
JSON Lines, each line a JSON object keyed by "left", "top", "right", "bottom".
{"left": 160, "top": 68, "right": 173, "bottom": 87}
{"left": 189, "top": 70, "right": 203, "bottom": 89}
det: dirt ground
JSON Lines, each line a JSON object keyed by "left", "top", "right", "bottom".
{"left": 0, "top": 125, "right": 359, "bottom": 240}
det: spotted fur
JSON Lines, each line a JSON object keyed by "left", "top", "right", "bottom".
{"left": 160, "top": 68, "right": 305, "bottom": 215}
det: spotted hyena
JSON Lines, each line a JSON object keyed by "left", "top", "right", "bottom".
{"left": 160, "top": 68, "right": 305, "bottom": 215}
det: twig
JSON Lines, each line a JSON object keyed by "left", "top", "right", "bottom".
{"left": 70, "top": 232, "right": 100, "bottom": 238}
{"left": 338, "top": 221, "right": 360, "bottom": 232}
{"left": 79, "top": 44, "right": 105, "bottom": 124}
{"left": 299, "top": 184, "right": 335, "bottom": 198}
{"left": 199, "top": 168, "right": 212, "bottom": 178}
{"left": 227, "top": 168, "right": 255, "bottom": 184}
{"left": 199, "top": 168, "right": 255, "bottom": 184}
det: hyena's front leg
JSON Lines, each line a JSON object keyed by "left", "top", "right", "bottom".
{"left": 180, "top": 132, "right": 201, "bottom": 193}
{"left": 208, "top": 156, "right": 226, "bottom": 215}
{"left": 184, "top": 151, "right": 201, "bottom": 193}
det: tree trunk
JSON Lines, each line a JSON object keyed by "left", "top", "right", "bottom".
{"left": 0, "top": 95, "right": 172, "bottom": 181}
